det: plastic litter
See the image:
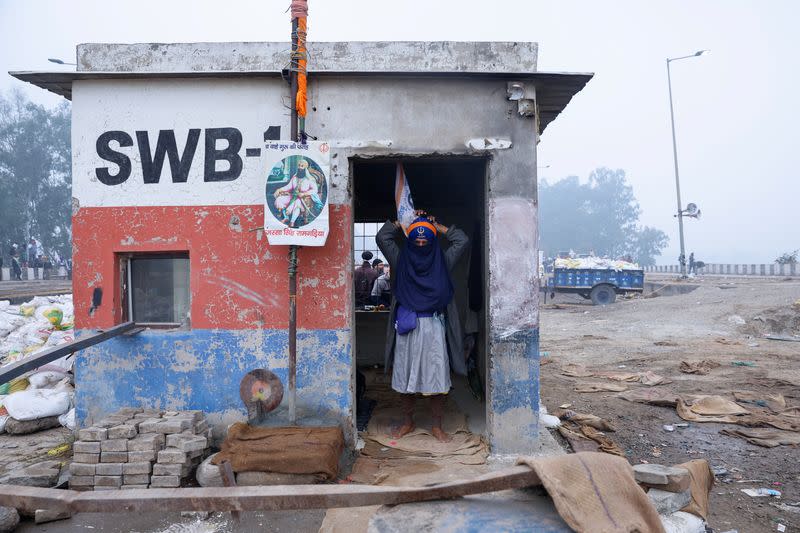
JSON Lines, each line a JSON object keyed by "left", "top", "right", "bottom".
{"left": 741, "top": 488, "right": 781, "bottom": 498}
{"left": 58, "top": 407, "right": 75, "bottom": 431}
{"left": 541, "top": 414, "right": 562, "bottom": 428}
{"left": 3, "top": 389, "right": 71, "bottom": 421}
{"left": 663, "top": 424, "right": 675, "bottom": 432}
{"left": 731, "top": 361, "right": 757, "bottom": 367}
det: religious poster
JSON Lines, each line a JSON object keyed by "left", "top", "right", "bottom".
{"left": 263, "top": 141, "right": 330, "bottom": 246}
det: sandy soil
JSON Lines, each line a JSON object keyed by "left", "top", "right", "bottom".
{"left": 540, "top": 276, "right": 800, "bottom": 533}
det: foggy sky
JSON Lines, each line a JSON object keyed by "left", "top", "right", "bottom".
{"left": 1, "top": 0, "right": 797, "bottom": 263}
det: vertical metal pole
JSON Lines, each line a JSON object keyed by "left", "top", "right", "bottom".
{"left": 288, "top": 245, "right": 298, "bottom": 424}
{"left": 287, "top": 16, "right": 300, "bottom": 425}
{"left": 666, "top": 58, "right": 687, "bottom": 278}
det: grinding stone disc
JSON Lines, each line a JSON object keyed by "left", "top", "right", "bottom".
{"left": 240, "top": 369, "right": 284, "bottom": 422}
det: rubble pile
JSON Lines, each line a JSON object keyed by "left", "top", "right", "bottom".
{"left": 69, "top": 408, "right": 212, "bottom": 490}
{"left": 0, "top": 296, "right": 76, "bottom": 434}
{"left": 554, "top": 256, "right": 641, "bottom": 271}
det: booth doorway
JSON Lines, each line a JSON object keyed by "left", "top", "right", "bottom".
{"left": 351, "top": 157, "right": 488, "bottom": 436}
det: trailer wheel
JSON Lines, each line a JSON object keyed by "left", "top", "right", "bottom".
{"left": 590, "top": 285, "right": 616, "bottom": 305}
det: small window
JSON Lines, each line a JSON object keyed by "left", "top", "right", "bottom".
{"left": 127, "top": 254, "right": 190, "bottom": 325}
{"left": 353, "top": 222, "right": 385, "bottom": 265}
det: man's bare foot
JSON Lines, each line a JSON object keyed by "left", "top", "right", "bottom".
{"left": 391, "top": 422, "right": 416, "bottom": 438}
{"left": 431, "top": 427, "right": 452, "bottom": 443}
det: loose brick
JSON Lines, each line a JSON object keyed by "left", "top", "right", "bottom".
{"left": 123, "top": 462, "right": 152, "bottom": 475}
{"left": 69, "top": 476, "right": 95, "bottom": 487}
{"left": 633, "top": 464, "right": 689, "bottom": 486}
{"left": 123, "top": 474, "right": 150, "bottom": 485}
{"left": 128, "top": 433, "right": 164, "bottom": 452}
{"left": 121, "top": 484, "right": 149, "bottom": 490}
{"left": 95, "top": 475, "right": 123, "bottom": 488}
{"left": 108, "top": 425, "right": 137, "bottom": 440}
{"left": 128, "top": 450, "right": 157, "bottom": 463}
{"left": 134, "top": 409, "right": 163, "bottom": 418}
{"left": 178, "top": 410, "right": 204, "bottom": 422}
{"left": 166, "top": 434, "right": 207, "bottom": 452}
{"left": 157, "top": 448, "right": 188, "bottom": 464}
{"left": 125, "top": 419, "right": 143, "bottom": 429}
{"left": 188, "top": 449, "right": 204, "bottom": 459}
{"left": 95, "top": 463, "right": 123, "bottom": 476}
{"left": 155, "top": 418, "right": 192, "bottom": 434}
{"left": 100, "top": 439, "right": 128, "bottom": 452}
{"left": 73, "top": 441, "right": 101, "bottom": 454}
{"left": 150, "top": 475, "right": 181, "bottom": 488}
{"left": 101, "top": 452, "right": 128, "bottom": 463}
{"left": 73, "top": 453, "right": 100, "bottom": 464}
{"left": 647, "top": 488, "right": 692, "bottom": 515}
{"left": 137, "top": 418, "right": 164, "bottom": 434}
{"left": 96, "top": 417, "right": 128, "bottom": 428}
{"left": 153, "top": 463, "right": 190, "bottom": 476}
{"left": 193, "top": 420, "right": 209, "bottom": 434}
{"left": 77, "top": 427, "right": 108, "bottom": 441}
{"left": 69, "top": 463, "right": 96, "bottom": 476}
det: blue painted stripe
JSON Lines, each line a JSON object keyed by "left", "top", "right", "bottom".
{"left": 74, "top": 328, "right": 352, "bottom": 432}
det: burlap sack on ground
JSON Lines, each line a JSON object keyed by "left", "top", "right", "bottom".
{"left": 675, "top": 459, "right": 714, "bottom": 520}
{"left": 720, "top": 427, "right": 800, "bottom": 447}
{"left": 517, "top": 452, "right": 665, "bottom": 533}
{"left": 575, "top": 382, "right": 629, "bottom": 393}
{"left": 212, "top": 423, "right": 343, "bottom": 480}
{"left": 618, "top": 388, "right": 680, "bottom": 407}
{"left": 679, "top": 360, "right": 720, "bottom": 375}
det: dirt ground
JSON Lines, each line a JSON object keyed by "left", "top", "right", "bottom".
{"left": 540, "top": 275, "right": 800, "bottom": 533}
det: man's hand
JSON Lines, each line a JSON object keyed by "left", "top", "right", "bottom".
{"left": 428, "top": 216, "right": 448, "bottom": 234}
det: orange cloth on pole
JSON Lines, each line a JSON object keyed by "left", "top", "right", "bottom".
{"left": 296, "top": 17, "right": 308, "bottom": 117}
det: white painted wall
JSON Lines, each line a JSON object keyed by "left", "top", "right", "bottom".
{"left": 72, "top": 78, "right": 289, "bottom": 208}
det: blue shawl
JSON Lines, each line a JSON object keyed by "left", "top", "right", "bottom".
{"left": 394, "top": 223, "right": 454, "bottom": 313}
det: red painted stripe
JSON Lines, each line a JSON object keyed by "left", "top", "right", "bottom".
{"left": 73, "top": 205, "right": 352, "bottom": 330}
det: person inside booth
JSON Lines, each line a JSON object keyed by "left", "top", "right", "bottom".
{"left": 376, "top": 211, "right": 468, "bottom": 443}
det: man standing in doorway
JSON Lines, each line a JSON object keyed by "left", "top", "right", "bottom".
{"left": 354, "top": 251, "right": 379, "bottom": 308}
{"left": 376, "top": 212, "right": 468, "bottom": 443}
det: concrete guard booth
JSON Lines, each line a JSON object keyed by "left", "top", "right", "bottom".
{"left": 13, "top": 41, "right": 591, "bottom": 454}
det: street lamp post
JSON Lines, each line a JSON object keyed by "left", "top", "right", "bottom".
{"left": 666, "top": 50, "right": 708, "bottom": 278}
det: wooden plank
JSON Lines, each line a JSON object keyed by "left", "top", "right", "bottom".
{"left": 0, "top": 466, "right": 541, "bottom": 514}
{"left": 0, "top": 322, "right": 136, "bottom": 384}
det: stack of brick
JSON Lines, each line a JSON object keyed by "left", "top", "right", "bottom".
{"left": 69, "top": 408, "right": 211, "bottom": 491}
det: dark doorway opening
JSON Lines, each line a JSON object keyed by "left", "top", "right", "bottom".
{"left": 352, "top": 157, "right": 488, "bottom": 435}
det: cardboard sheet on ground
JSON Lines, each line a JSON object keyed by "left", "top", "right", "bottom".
{"left": 720, "top": 427, "right": 800, "bottom": 447}
{"left": 517, "top": 453, "right": 665, "bottom": 533}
